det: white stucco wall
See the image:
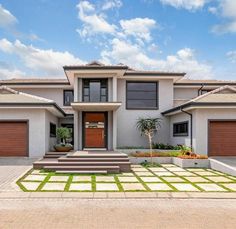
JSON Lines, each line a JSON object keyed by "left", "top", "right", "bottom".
{"left": 174, "top": 88, "right": 199, "bottom": 100}
{"left": 116, "top": 79, "right": 174, "bottom": 148}
{"left": 0, "top": 108, "right": 46, "bottom": 157}
{"left": 45, "top": 110, "right": 58, "bottom": 152}
{"left": 169, "top": 112, "right": 191, "bottom": 147}
{"left": 193, "top": 108, "right": 236, "bottom": 155}
{"left": 15, "top": 88, "right": 66, "bottom": 107}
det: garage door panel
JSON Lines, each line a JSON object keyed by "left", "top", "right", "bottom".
{"left": 209, "top": 121, "right": 236, "bottom": 156}
{"left": 0, "top": 122, "right": 28, "bottom": 157}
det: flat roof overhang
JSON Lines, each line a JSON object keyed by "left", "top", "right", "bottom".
{"left": 71, "top": 102, "right": 122, "bottom": 111}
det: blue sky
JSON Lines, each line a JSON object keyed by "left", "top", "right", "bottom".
{"left": 0, "top": 0, "right": 235, "bottom": 80}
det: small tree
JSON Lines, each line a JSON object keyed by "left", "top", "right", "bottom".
{"left": 136, "top": 117, "right": 162, "bottom": 164}
{"left": 56, "top": 127, "right": 72, "bottom": 145}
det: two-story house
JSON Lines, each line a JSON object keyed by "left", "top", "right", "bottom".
{"left": 0, "top": 61, "right": 236, "bottom": 158}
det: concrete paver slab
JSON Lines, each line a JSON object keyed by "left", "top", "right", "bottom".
{"left": 118, "top": 176, "right": 139, "bottom": 182}
{"left": 196, "top": 183, "right": 226, "bottom": 192}
{"left": 24, "top": 175, "right": 47, "bottom": 182}
{"left": 72, "top": 176, "right": 91, "bottom": 182}
{"left": 171, "top": 183, "right": 200, "bottom": 192}
{"left": 41, "top": 183, "right": 66, "bottom": 191}
{"left": 146, "top": 183, "right": 173, "bottom": 191}
{"left": 140, "top": 177, "right": 162, "bottom": 182}
{"left": 69, "top": 183, "right": 92, "bottom": 191}
{"left": 121, "top": 183, "right": 146, "bottom": 191}
{"left": 96, "top": 183, "right": 119, "bottom": 191}
{"left": 49, "top": 176, "right": 68, "bottom": 182}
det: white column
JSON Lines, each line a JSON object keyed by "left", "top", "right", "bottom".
{"left": 78, "top": 78, "right": 82, "bottom": 102}
{"left": 74, "top": 111, "right": 79, "bottom": 150}
{"left": 112, "top": 110, "right": 117, "bottom": 150}
{"left": 112, "top": 77, "right": 117, "bottom": 101}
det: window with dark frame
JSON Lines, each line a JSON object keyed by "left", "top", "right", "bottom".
{"left": 50, "top": 122, "right": 56, "bottom": 137}
{"left": 126, "top": 81, "right": 158, "bottom": 109}
{"left": 83, "top": 79, "right": 108, "bottom": 102}
{"left": 63, "top": 90, "right": 74, "bottom": 106}
{"left": 173, "top": 121, "right": 188, "bottom": 136}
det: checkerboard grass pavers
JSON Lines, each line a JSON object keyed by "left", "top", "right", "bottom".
{"left": 49, "top": 176, "right": 69, "bottom": 182}
{"left": 96, "top": 183, "right": 119, "bottom": 191}
{"left": 162, "top": 177, "right": 186, "bottom": 183}
{"left": 42, "top": 182, "right": 66, "bottom": 191}
{"left": 72, "top": 176, "right": 91, "bottom": 182}
{"left": 96, "top": 176, "right": 116, "bottom": 182}
{"left": 21, "top": 182, "right": 41, "bottom": 191}
{"left": 134, "top": 171, "right": 154, "bottom": 176}
{"left": 121, "top": 183, "right": 146, "bottom": 191}
{"left": 24, "top": 175, "right": 47, "bottom": 182}
{"left": 184, "top": 176, "right": 210, "bottom": 183}
{"left": 146, "top": 183, "right": 173, "bottom": 191}
{"left": 171, "top": 183, "right": 200, "bottom": 192}
{"left": 139, "top": 176, "right": 162, "bottom": 182}
{"left": 69, "top": 183, "right": 92, "bottom": 191}
{"left": 17, "top": 164, "right": 236, "bottom": 192}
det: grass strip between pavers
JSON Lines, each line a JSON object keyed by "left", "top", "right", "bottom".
{"left": 16, "top": 165, "right": 236, "bottom": 193}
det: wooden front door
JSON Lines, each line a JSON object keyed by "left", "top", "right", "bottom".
{"left": 83, "top": 112, "right": 107, "bottom": 148}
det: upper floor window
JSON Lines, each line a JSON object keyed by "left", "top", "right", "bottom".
{"left": 173, "top": 121, "right": 188, "bottom": 137}
{"left": 83, "top": 79, "right": 108, "bottom": 102}
{"left": 63, "top": 90, "right": 74, "bottom": 106}
{"left": 126, "top": 81, "right": 158, "bottom": 109}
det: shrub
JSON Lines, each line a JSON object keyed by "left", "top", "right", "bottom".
{"left": 141, "top": 161, "right": 160, "bottom": 167}
{"left": 131, "top": 151, "right": 181, "bottom": 157}
{"left": 152, "top": 143, "right": 182, "bottom": 150}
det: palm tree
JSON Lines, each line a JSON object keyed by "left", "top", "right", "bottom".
{"left": 136, "top": 117, "right": 162, "bottom": 164}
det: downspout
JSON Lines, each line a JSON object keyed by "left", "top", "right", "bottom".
{"left": 181, "top": 108, "right": 193, "bottom": 151}
{"left": 198, "top": 83, "right": 204, "bottom": 96}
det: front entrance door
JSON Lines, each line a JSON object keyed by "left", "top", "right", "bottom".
{"left": 83, "top": 112, "right": 107, "bottom": 148}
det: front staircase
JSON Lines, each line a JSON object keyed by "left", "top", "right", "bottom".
{"left": 33, "top": 151, "right": 131, "bottom": 174}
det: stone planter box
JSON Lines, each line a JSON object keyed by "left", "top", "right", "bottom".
{"left": 129, "top": 157, "right": 172, "bottom": 164}
{"left": 117, "top": 149, "right": 180, "bottom": 155}
{"left": 173, "top": 157, "right": 210, "bottom": 168}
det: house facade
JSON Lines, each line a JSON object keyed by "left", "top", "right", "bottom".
{"left": 0, "top": 61, "right": 236, "bottom": 158}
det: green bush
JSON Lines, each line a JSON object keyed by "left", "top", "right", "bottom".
{"left": 152, "top": 143, "right": 182, "bottom": 150}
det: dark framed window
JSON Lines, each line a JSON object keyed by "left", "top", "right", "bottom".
{"left": 63, "top": 90, "right": 74, "bottom": 106}
{"left": 83, "top": 79, "right": 108, "bottom": 102}
{"left": 50, "top": 122, "right": 56, "bottom": 137}
{"left": 173, "top": 121, "right": 188, "bottom": 137}
{"left": 126, "top": 81, "right": 158, "bottom": 109}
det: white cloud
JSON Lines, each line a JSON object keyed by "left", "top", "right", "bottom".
{"left": 227, "top": 51, "right": 236, "bottom": 63}
{"left": 0, "top": 4, "right": 17, "bottom": 28}
{"left": 211, "top": 0, "right": 236, "bottom": 34}
{"left": 76, "top": 1, "right": 116, "bottom": 38}
{"left": 101, "top": 38, "right": 213, "bottom": 79}
{"left": 120, "top": 18, "right": 156, "bottom": 42}
{"left": 0, "top": 68, "right": 25, "bottom": 80}
{"left": 160, "top": 0, "right": 208, "bottom": 11}
{"left": 102, "top": 0, "right": 122, "bottom": 10}
{"left": 0, "top": 39, "right": 85, "bottom": 75}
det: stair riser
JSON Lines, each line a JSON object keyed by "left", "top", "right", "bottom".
{"left": 58, "top": 159, "right": 130, "bottom": 162}
{"left": 67, "top": 155, "right": 128, "bottom": 159}
{"left": 44, "top": 167, "right": 120, "bottom": 173}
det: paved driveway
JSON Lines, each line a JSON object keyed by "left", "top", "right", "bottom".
{"left": 0, "top": 158, "right": 36, "bottom": 191}
{"left": 0, "top": 199, "right": 236, "bottom": 229}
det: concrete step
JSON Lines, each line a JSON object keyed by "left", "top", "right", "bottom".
{"left": 58, "top": 157, "right": 130, "bottom": 162}
{"left": 45, "top": 152, "right": 68, "bottom": 155}
{"left": 43, "top": 165, "right": 120, "bottom": 173}
{"left": 67, "top": 153, "right": 128, "bottom": 159}
{"left": 55, "top": 170, "right": 107, "bottom": 174}
{"left": 34, "top": 161, "right": 131, "bottom": 172}
{"left": 44, "top": 155, "right": 64, "bottom": 159}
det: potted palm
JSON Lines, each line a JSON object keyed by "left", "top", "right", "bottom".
{"left": 54, "top": 127, "right": 73, "bottom": 152}
{"left": 136, "top": 117, "right": 162, "bottom": 165}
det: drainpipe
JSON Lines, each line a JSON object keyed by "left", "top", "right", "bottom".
{"left": 197, "top": 84, "right": 204, "bottom": 96}
{"left": 181, "top": 108, "right": 193, "bottom": 151}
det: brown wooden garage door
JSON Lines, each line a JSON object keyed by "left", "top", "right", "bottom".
{"left": 0, "top": 121, "right": 28, "bottom": 157}
{"left": 209, "top": 121, "right": 236, "bottom": 156}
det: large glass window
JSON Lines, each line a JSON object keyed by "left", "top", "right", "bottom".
{"left": 63, "top": 90, "right": 74, "bottom": 106}
{"left": 173, "top": 121, "right": 188, "bottom": 136}
{"left": 126, "top": 81, "right": 158, "bottom": 109}
{"left": 83, "top": 79, "right": 108, "bottom": 102}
